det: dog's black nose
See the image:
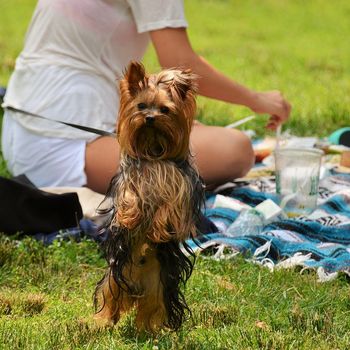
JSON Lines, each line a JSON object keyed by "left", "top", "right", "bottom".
{"left": 145, "top": 115, "right": 155, "bottom": 124}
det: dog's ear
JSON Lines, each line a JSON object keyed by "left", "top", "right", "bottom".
{"left": 169, "top": 69, "right": 198, "bottom": 102}
{"left": 124, "top": 61, "right": 148, "bottom": 96}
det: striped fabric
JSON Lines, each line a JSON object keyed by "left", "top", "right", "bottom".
{"left": 187, "top": 170, "right": 350, "bottom": 281}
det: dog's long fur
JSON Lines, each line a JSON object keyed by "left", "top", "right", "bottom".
{"left": 94, "top": 61, "right": 204, "bottom": 332}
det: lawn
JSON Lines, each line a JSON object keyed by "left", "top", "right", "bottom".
{"left": 1, "top": 1, "right": 350, "bottom": 349}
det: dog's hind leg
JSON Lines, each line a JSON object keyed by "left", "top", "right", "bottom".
{"left": 134, "top": 249, "right": 167, "bottom": 332}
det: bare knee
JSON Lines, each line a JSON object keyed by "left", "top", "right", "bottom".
{"left": 226, "top": 129, "right": 255, "bottom": 179}
{"left": 190, "top": 124, "right": 255, "bottom": 185}
{"left": 208, "top": 128, "right": 254, "bottom": 182}
{"left": 85, "top": 136, "right": 120, "bottom": 194}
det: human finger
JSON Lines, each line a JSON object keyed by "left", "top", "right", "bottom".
{"left": 266, "top": 117, "right": 278, "bottom": 130}
{"left": 266, "top": 122, "right": 278, "bottom": 131}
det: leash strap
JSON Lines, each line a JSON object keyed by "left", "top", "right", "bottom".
{"left": 5, "top": 106, "right": 117, "bottom": 138}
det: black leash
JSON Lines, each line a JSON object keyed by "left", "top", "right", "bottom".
{"left": 4, "top": 106, "right": 117, "bottom": 138}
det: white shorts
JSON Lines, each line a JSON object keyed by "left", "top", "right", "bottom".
{"left": 1, "top": 112, "right": 87, "bottom": 187}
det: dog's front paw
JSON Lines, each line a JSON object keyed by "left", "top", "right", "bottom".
{"left": 93, "top": 312, "right": 117, "bottom": 328}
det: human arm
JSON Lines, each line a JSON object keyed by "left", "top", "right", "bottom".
{"left": 150, "top": 28, "right": 291, "bottom": 129}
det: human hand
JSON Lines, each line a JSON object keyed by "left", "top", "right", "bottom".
{"left": 250, "top": 91, "right": 291, "bottom": 130}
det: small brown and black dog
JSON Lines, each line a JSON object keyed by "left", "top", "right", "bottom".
{"left": 94, "top": 61, "right": 204, "bottom": 332}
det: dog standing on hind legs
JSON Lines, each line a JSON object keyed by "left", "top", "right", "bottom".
{"left": 94, "top": 61, "right": 205, "bottom": 332}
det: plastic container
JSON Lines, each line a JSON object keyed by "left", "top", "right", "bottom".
{"left": 224, "top": 199, "right": 283, "bottom": 237}
{"left": 329, "top": 127, "right": 350, "bottom": 147}
{"left": 225, "top": 209, "right": 265, "bottom": 237}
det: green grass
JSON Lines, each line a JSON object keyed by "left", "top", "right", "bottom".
{"left": 144, "top": 0, "right": 350, "bottom": 135}
{"left": 1, "top": 235, "right": 350, "bottom": 350}
{"left": 1, "top": 1, "right": 350, "bottom": 348}
{"left": 1, "top": 0, "right": 350, "bottom": 140}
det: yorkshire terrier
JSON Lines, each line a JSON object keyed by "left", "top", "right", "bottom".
{"left": 94, "top": 61, "right": 204, "bottom": 332}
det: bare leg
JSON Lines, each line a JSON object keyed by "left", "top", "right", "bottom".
{"left": 190, "top": 122, "right": 255, "bottom": 186}
{"left": 85, "top": 136, "right": 120, "bottom": 194}
{"left": 84, "top": 124, "right": 254, "bottom": 194}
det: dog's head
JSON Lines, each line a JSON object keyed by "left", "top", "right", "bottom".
{"left": 117, "top": 61, "right": 197, "bottom": 161}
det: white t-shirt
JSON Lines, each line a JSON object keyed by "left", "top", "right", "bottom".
{"left": 3, "top": 0, "right": 188, "bottom": 141}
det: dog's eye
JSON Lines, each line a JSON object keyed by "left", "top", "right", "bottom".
{"left": 160, "top": 106, "right": 170, "bottom": 114}
{"left": 139, "top": 257, "right": 146, "bottom": 265}
{"left": 137, "top": 103, "right": 147, "bottom": 110}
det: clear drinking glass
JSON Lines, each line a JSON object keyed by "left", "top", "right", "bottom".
{"left": 274, "top": 148, "right": 323, "bottom": 217}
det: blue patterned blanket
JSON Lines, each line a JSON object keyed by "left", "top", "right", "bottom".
{"left": 187, "top": 170, "right": 350, "bottom": 281}
{"left": 33, "top": 169, "right": 350, "bottom": 281}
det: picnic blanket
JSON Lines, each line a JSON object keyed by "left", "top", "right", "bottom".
{"left": 187, "top": 169, "right": 350, "bottom": 282}
{"left": 30, "top": 164, "right": 350, "bottom": 282}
